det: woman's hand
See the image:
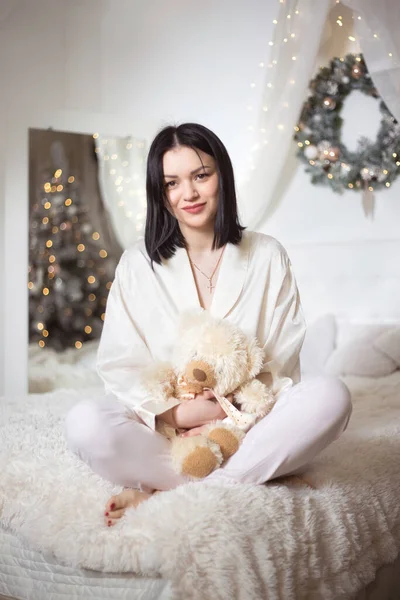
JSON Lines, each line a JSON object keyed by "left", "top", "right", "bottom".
{"left": 159, "top": 390, "right": 227, "bottom": 429}
{"left": 178, "top": 393, "right": 235, "bottom": 435}
{"left": 175, "top": 391, "right": 228, "bottom": 428}
{"left": 179, "top": 424, "right": 210, "bottom": 438}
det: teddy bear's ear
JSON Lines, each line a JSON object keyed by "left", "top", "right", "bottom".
{"left": 246, "top": 338, "right": 265, "bottom": 378}
{"left": 176, "top": 309, "right": 210, "bottom": 336}
{"left": 140, "top": 362, "right": 177, "bottom": 402}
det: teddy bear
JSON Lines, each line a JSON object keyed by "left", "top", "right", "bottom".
{"left": 140, "top": 310, "right": 276, "bottom": 479}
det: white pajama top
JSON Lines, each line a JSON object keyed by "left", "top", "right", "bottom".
{"left": 96, "top": 230, "right": 307, "bottom": 431}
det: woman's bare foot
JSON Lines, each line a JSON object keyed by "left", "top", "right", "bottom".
{"left": 104, "top": 488, "right": 154, "bottom": 527}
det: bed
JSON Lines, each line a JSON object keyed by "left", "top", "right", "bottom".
{"left": 1, "top": 238, "right": 400, "bottom": 599}
{"left": 1, "top": 372, "right": 400, "bottom": 599}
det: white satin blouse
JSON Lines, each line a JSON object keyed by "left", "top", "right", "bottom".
{"left": 96, "top": 230, "right": 307, "bottom": 431}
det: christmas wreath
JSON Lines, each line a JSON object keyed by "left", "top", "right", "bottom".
{"left": 294, "top": 53, "right": 400, "bottom": 193}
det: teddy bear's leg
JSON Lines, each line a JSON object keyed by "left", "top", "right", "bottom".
{"left": 203, "top": 421, "right": 246, "bottom": 461}
{"left": 170, "top": 436, "right": 223, "bottom": 480}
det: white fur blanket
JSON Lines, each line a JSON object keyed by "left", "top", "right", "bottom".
{"left": 28, "top": 341, "right": 101, "bottom": 393}
{"left": 1, "top": 374, "right": 400, "bottom": 600}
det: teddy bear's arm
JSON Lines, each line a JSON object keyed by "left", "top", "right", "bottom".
{"left": 234, "top": 379, "right": 276, "bottom": 418}
{"left": 140, "top": 362, "right": 179, "bottom": 403}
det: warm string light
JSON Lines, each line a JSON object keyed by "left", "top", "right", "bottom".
{"left": 94, "top": 134, "right": 147, "bottom": 232}
{"left": 241, "top": 3, "right": 302, "bottom": 179}
{"left": 336, "top": 6, "right": 395, "bottom": 60}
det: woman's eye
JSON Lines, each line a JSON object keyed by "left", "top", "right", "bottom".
{"left": 165, "top": 173, "right": 208, "bottom": 188}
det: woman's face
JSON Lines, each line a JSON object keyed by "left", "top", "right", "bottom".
{"left": 162, "top": 145, "right": 219, "bottom": 232}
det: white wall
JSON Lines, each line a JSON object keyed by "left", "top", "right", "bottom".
{"left": 0, "top": 0, "right": 272, "bottom": 163}
{"left": 0, "top": 0, "right": 399, "bottom": 396}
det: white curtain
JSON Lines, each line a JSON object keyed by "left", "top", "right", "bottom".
{"left": 96, "top": 0, "right": 400, "bottom": 241}
{"left": 238, "top": 0, "right": 332, "bottom": 230}
{"left": 342, "top": 0, "right": 400, "bottom": 122}
{"left": 94, "top": 135, "right": 147, "bottom": 249}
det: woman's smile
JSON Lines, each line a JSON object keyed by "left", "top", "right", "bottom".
{"left": 182, "top": 202, "right": 207, "bottom": 214}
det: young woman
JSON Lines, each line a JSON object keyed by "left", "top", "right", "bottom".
{"left": 64, "top": 123, "right": 352, "bottom": 527}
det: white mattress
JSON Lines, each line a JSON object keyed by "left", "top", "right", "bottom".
{"left": 0, "top": 528, "right": 172, "bottom": 600}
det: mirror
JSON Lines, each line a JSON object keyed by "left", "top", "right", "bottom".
{"left": 28, "top": 128, "right": 126, "bottom": 393}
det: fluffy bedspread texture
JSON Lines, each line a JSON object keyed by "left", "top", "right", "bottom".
{"left": 1, "top": 375, "right": 400, "bottom": 600}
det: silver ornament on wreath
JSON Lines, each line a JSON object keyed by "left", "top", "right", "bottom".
{"left": 361, "top": 167, "right": 378, "bottom": 181}
{"left": 327, "top": 147, "right": 340, "bottom": 162}
{"left": 361, "top": 168, "right": 372, "bottom": 181}
{"left": 304, "top": 145, "right": 319, "bottom": 160}
{"left": 317, "top": 140, "right": 334, "bottom": 161}
{"left": 351, "top": 64, "right": 363, "bottom": 80}
{"left": 323, "top": 97, "right": 336, "bottom": 110}
{"left": 327, "top": 81, "right": 339, "bottom": 95}
{"left": 317, "top": 140, "right": 331, "bottom": 154}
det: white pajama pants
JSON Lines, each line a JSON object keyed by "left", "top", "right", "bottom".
{"left": 64, "top": 376, "right": 352, "bottom": 492}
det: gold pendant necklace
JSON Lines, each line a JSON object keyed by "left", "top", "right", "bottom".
{"left": 188, "top": 246, "right": 226, "bottom": 293}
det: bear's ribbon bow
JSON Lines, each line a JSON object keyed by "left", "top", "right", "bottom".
{"left": 207, "top": 388, "right": 257, "bottom": 432}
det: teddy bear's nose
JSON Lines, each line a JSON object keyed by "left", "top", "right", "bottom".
{"left": 193, "top": 368, "right": 207, "bottom": 382}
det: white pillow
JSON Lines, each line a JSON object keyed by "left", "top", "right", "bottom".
{"left": 301, "top": 314, "right": 336, "bottom": 377}
{"left": 325, "top": 337, "right": 397, "bottom": 377}
{"left": 335, "top": 322, "right": 392, "bottom": 347}
{"left": 373, "top": 328, "right": 400, "bottom": 367}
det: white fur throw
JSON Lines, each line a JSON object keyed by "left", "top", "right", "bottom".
{"left": 1, "top": 375, "right": 400, "bottom": 599}
{"left": 28, "top": 341, "right": 101, "bottom": 393}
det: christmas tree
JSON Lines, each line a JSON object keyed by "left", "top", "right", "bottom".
{"left": 28, "top": 140, "right": 117, "bottom": 352}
